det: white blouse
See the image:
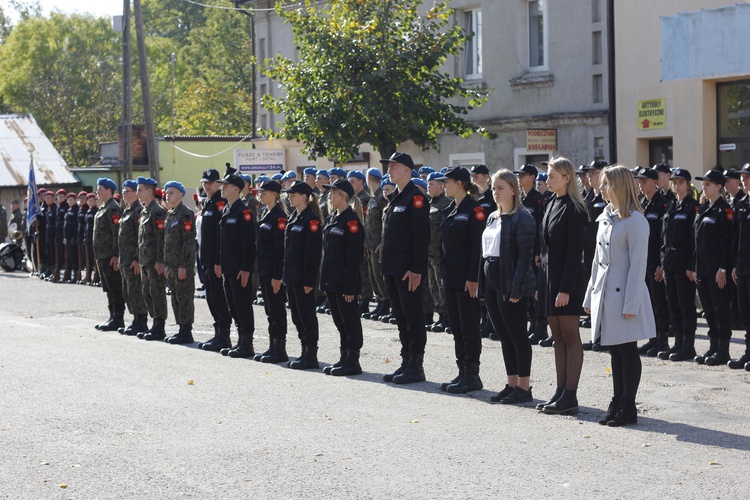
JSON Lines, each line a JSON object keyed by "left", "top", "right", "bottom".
{"left": 481, "top": 217, "right": 502, "bottom": 258}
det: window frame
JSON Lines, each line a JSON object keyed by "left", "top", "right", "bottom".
{"left": 528, "top": 0, "right": 549, "bottom": 72}
{"left": 463, "top": 8, "right": 483, "bottom": 80}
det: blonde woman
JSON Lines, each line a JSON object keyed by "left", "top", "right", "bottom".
{"left": 584, "top": 165, "right": 653, "bottom": 426}
{"left": 537, "top": 157, "right": 589, "bottom": 415}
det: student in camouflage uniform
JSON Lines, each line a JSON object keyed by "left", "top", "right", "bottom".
{"left": 426, "top": 173, "right": 451, "bottom": 332}
{"left": 363, "top": 167, "right": 390, "bottom": 320}
{"left": 163, "top": 181, "right": 197, "bottom": 344}
{"left": 316, "top": 169, "right": 331, "bottom": 220}
{"left": 135, "top": 176, "right": 168, "bottom": 341}
{"left": 117, "top": 180, "right": 148, "bottom": 336}
{"left": 347, "top": 170, "right": 373, "bottom": 315}
{"left": 92, "top": 178, "right": 125, "bottom": 332}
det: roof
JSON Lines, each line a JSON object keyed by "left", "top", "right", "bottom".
{"left": 0, "top": 114, "right": 79, "bottom": 187}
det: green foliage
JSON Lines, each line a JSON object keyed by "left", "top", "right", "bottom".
{"left": 262, "top": 0, "right": 492, "bottom": 161}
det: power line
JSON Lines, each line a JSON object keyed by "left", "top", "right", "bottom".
{"left": 178, "top": 0, "right": 303, "bottom": 13}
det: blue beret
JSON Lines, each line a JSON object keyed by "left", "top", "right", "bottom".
{"left": 255, "top": 175, "right": 269, "bottom": 183}
{"left": 303, "top": 167, "right": 317, "bottom": 176}
{"left": 122, "top": 179, "right": 137, "bottom": 191}
{"left": 347, "top": 170, "right": 366, "bottom": 182}
{"left": 281, "top": 171, "right": 297, "bottom": 181}
{"left": 411, "top": 169, "right": 419, "bottom": 178}
{"left": 413, "top": 178, "right": 428, "bottom": 190}
{"left": 97, "top": 177, "right": 117, "bottom": 192}
{"left": 366, "top": 167, "right": 383, "bottom": 179}
{"left": 418, "top": 166, "right": 435, "bottom": 175}
{"left": 330, "top": 167, "right": 347, "bottom": 177}
{"left": 136, "top": 176, "right": 158, "bottom": 186}
{"left": 271, "top": 173, "right": 283, "bottom": 181}
{"left": 440, "top": 167, "right": 448, "bottom": 174}
{"left": 380, "top": 176, "right": 395, "bottom": 189}
{"left": 239, "top": 174, "right": 252, "bottom": 183}
{"left": 427, "top": 172, "right": 445, "bottom": 182}
{"left": 316, "top": 169, "right": 330, "bottom": 178}
{"left": 536, "top": 173, "right": 548, "bottom": 182}
{"left": 164, "top": 180, "right": 186, "bottom": 196}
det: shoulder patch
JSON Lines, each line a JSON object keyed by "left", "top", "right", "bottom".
{"left": 156, "top": 219, "right": 165, "bottom": 231}
{"left": 183, "top": 220, "right": 193, "bottom": 232}
{"left": 277, "top": 217, "right": 287, "bottom": 231}
{"left": 474, "top": 206, "right": 486, "bottom": 221}
{"left": 347, "top": 220, "right": 359, "bottom": 233}
{"left": 413, "top": 195, "right": 424, "bottom": 209}
{"left": 309, "top": 219, "right": 320, "bottom": 232}
{"left": 216, "top": 201, "right": 226, "bottom": 212}
{"left": 112, "top": 214, "right": 120, "bottom": 225}
{"left": 726, "top": 207, "right": 734, "bottom": 222}
{"left": 243, "top": 209, "right": 252, "bottom": 222}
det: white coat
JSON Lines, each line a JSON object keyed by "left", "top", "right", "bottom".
{"left": 583, "top": 205, "right": 655, "bottom": 346}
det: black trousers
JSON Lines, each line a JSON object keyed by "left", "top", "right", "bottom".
{"left": 609, "top": 342, "right": 641, "bottom": 400}
{"left": 664, "top": 270, "right": 697, "bottom": 335}
{"left": 260, "top": 276, "right": 287, "bottom": 340}
{"left": 205, "top": 268, "right": 231, "bottom": 328}
{"left": 66, "top": 240, "right": 78, "bottom": 272}
{"left": 384, "top": 274, "right": 427, "bottom": 359}
{"left": 287, "top": 284, "right": 319, "bottom": 346}
{"left": 697, "top": 276, "right": 732, "bottom": 340}
{"left": 444, "top": 286, "right": 482, "bottom": 364}
{"left": 327, "top": 292, "right": 363, "bottom": 350}
{"left": 223, "top": 273, "right": 255, "bottom": 334}
{"left": 645, "top": 268, "right": 670, "bottom": 334}
{"left": 735, "top": 275, "right": 750, "bottom": 352}
{"left": 45, "top": 235, "right": 55, "bottom": 271}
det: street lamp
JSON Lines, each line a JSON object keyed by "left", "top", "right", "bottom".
{"left": 233, "top": 0, "right": 257, "bottom": 140}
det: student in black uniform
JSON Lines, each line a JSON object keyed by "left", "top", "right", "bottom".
{"left": 730, "top": 163, "right": 750, "bottom": 371}
{"left": 76, "top": 192, "right": 89, "bottom": 284}
{"left": 380, "top": 152, "right": 431, "bottom": 384}
{"left": 658, "top": 168, "right": 699, "bottom": 361}
{"left": 724, "top": 168, "right": 744, "bottom": 329}
{"left": 634, "top": 167, "right": 671, "bottom": 356}
{"left": 282, "top": 181, "right": 323, "bottom": 370}
{"left": 254, "top": 180, "right": 290, "bottom": 364}
{"left": 320, "top": 179, "right": 366, "bottom": 376}
{"left": 436, "top": 167, "right": 485, "bottom": 394}
{"left": 471, "top": 164, "right": 498, "bottom": 340}
{"left": 538, "top": 157, "right": 589, "bottom": 415}
{"left": 63, "top": 192, "right": 79, "bottom": 283}
{"left": 653, "top": 163, "right": 677, "bottom": 202}
{"left": 581, "top": 160, "right": 608, "bottom": 339}
{"left": 692, "top": 169, "right": 734, "bottom": 365}
{"left": 43, "top": 191, "right": 57, "bottom": 281}
{"left": 216, "top": 173, "right": 257, "bottom": 358}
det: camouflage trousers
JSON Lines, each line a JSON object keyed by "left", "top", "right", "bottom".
{"left": 425, "top": 256, "right": 445, "bottom": 315}
{"left": 141, "top": 264, "right": 168, "bottom": 321}
{"left": 97, "top": 258, "right": 125, "bottom": 314}
{"left": 365, "top": 247, "right": 388, "bottom": 301}
{"left": 360, "top": 255, "right": 374, "bottom": 301}
{"left": 121, "top": 263, "right": 148, "bottom": 316}
{"left": 166, "top": 267, "right": 195, "bottom": 325}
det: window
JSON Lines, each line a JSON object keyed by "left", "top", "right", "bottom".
{"left": 260, "top": 114, "right": 268, "bottom": 131}
{"left": 464, "top": 9, "right": 482, "bottom": 79}
{"left": 260, "top": 83, "right": 268, "bottom": 98}
{"left": 592, "top": 31, "right": 602, "bottom": 65}
{"left": 717, "top": 80, "right": 750, "bottom": 167}
{"left": 593, "top": 74, "right": 603, "bottom": 103}
{"left": 528, "top": 0, "right": 547, "bottom": 69}
{"left": 259, "top": 37, "right": 266, "bottom": 62}
{"left": 592, "top": 0, "right": 601, "bottom": 23}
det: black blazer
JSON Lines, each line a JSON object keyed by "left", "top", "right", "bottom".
{"left": 661, "top": 196, "right": 698, "bottom": 273}
{"left": 381, "top": 180, "right": 430, "bottom": 277}
{"left": 256, "top": 203, "right": 287, "bottom": 280}
{"left": 283, "top": 205, "right": 322, "bottom": 288}
{"left": 440, "top": 196, "right": 485, "bottom": 289}
{"left": 320, "top": 207, "right": 364, "bottom": 295}
{"left": 694, "top": 196, "right": 733, "bottom": 278}
{"left": 218, "top": 199, "right": 256, "bottom": 276}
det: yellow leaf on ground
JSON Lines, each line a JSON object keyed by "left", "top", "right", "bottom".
{"left": 187, "top": 380, "right": 194, "bottom": 385}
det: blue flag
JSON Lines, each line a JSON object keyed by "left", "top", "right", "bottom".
{"left": 26, "top": 158, "right": 39, "bottom": 234}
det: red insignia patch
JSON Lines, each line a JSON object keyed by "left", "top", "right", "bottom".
{"left": 112, "top": 214, "right": 120, "bottom": 225}
{"left": 309, "top": 220, "right": 319, "bottom": 232}
{"left": 156, "top": 219, "right": 165, "bottom": 230}
{"left": 695, "top": 206, "right": 699, "bottom": 214}
{"left": 216, "top": 201, "right": 226, "bottom": 212}
{"left": 243, "top": 209, "right": 252, "bottom": 222}
{"left": 184, "top": 220, "right": 193, "bottom": 231}
{"left": 474, "top": 206, "right": 486, "bottom": 221}
{"left": 362, "top": 206, "right": 368, "bottom": 215}
{"left": 726, "top": 207, "right": 734, "bottom": 222}
{"left": 347, "top": 220, "right": 359, "bottom": 233}
{"left": 413, "top": 195, "right": 424, "bottom": 209}
{"left": 277, "top": 217, "right": 287, "bottom": 231}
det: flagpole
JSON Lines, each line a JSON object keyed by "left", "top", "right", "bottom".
{"left": 34, "top": 219, "right": 40, "bottom": 274}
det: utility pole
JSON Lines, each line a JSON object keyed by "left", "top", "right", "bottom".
{"left": 133, "top": 0, "right": 160, "bottom": 182}
{"left": 122, "top": 0, "right": 132, "bottom": 180}
{"left": 233, "top": 0, "right": 257, "bottom": 140}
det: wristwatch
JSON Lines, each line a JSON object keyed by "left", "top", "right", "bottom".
{"left": 718, "top": 268, "right": 726, "bottom": 273}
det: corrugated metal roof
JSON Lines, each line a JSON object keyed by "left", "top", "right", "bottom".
{"left": 0, "top": 114, "right": 79, "bottom": 187}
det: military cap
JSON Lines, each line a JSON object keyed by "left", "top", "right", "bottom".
{"left": 316, "top": 169, "right": 330, "bottom": 178}
{"left": 435, "top": 166, "right": 470, "bottom": 183}
{"left": 653, "top": 163, "right": 672, "bottom": 174}
{"left": 634, "top": 168, "right": 658, "bottom": 180}
{"left": 271, "top": 173, "right": 283, "bottom": 181}
{"left": 515, "top": 164, "right": 538, "bottom": 176}
{"left": 257, "top": 180, "right": 282, "bottom": 193}
{"left": 695, "top": 169, "right": 726, "bottom": 185}
{"left": 471, "top": 164, "right": 490, "bottom": 175}
{"left": 413, "top": 178, "right": 428, "bottom": 190}
{"left": 97, "top": 178, "right": 118, "bottom": 192}
{"left": 217, "top": 174, "right": 245, "bottom": 190}
{"left": 669, "top": 168, "right": 691, "bottom": 181}
{"left": 200, "top": 168, "right": 220, "bottom": 182}
{"left": 303, "top": 167, "right": 317, "bottom": 176}
{"left": 366, "top": 167, "right": 383, "bottom": 179}
{"left": 379, "top": 152, "right": 415, "bottom": 170}
{"left": 427, "top": 172, "right": 446, "bottom": 182}
{"left": 330, "top": 167, "right": 347, "bottom": 177}
{"left": 282, "top": 180, "right": 313, "bottom": 196}
{"left": 281, "top": 171, "right": 297, "bottom": 181}
{"left": 418, "top": 166, "right": 435, "bottom": 175}
{"left": 55, "top": 188, "right": 67, "bottom": 196}
{"left": 323, "top": 178, "right": 355, "bottom": 198}
{"left": 724, "top": 168, "right": 741, "bottom": 180}
{"left": 536, "top": 172, "right": 548, "bottom": 182}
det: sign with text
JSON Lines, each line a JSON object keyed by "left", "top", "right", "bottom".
{"left": 234, "top": 149, "right": 286, "bottom": 174}
{"left": 526, "top": 129, "right": 557, "bottom": 151}
{"left": 638, "top": 99, "right": 666, "bottom": 130}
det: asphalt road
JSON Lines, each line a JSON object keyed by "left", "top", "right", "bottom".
{"left": 1, "top": 271, "right": 749, "bottom": 499}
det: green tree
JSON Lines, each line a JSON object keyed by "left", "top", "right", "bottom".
{"left": 262, "top": 0, "right": 492, "bottom": 161}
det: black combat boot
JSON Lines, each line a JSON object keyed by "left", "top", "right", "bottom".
{"left": 658, "top": 331, "right": 682, "bottom": 359}
{"left": 358, "top": 299, "right": 370, "bottom": 317}
{"left": 261, "top": 338, "right": 289, "bottom": 364}
{"left": 542, "top": 388, "right": 579, "bottom": 415}
{"left": 324, "top": 348, "right": 346, "bottom": 375}
{"left": 637, "top": 337, "right": 658, "bottom": 355}
{"left": 99, "top": 310, "right": 125, "bottom": 332}
{"left": 704, "top": 338, "right": 731, "bottom": 366}
{"left": 95, "top": 306, "right": 114, "bottom": 330}
{"left": 446, "top": 361, "right": 482, "bottom": 394}
{"left": 288, "top": 345, "right": 320, "bottom": 370}
{"left": 375, "top": 300, "right": 391, "bottom": 321}
{"left": 143, "top": 318, "right": 166, "bottom": 341}
{"left": 228, "top": 330, "right": 254, "bottom": 358}
{"left": 253, "top": 339, "right": 274, "bottom": 362}
{"left": 123, "top": 314, "right": 145, "bottom": 336}
{"left": 424, "top": 312, "right": 434, "bottom": 328}
{"left": 440, "top": 360, "right": 464, "bottom": 392}
{"left": 646, "top": 330, "right": 669, "bottom": 357}
{"left": 430, "top": 313, "right": 448, "bottom": 333}
{"left": 362, "top": 301, "right": 382, "bottom": 320}
{"left": 330, "top": 349, "right": 363, "bottom": 376}
{"left": 392, "top": 354, "right": 426, "bottom": 385}
{"left": 199, "top": 325, "right": 232, "bottom": 352}
{"left": 728, "top": 350, "right": 750, "bottom": 369}
{"left": 528, "top": 330, "right": 549, "bottom": 345}
{"left": 606, "top": 399, "right": 638, "bottom": 427}
{"left": 694, "top": 336, "right": 718, "bottom": 364}
{"left": 383, "top": 355, "right": 409, "bottom": 382}
{"left": 599, "top": 397, "right": 621, "bottom": 425}
{"left": 166, "top": 324, "right": 194, "bottom": 345}
{"left": 669, "top": 331, "right": 696, "bottom": 361}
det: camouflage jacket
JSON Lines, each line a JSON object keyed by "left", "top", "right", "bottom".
{"left": 164, "top": 201, "right": 196, "bottom": 270}
{"left": 118, "top": 200, "right": 142, "bottom": 266}
{"left": 93, "top": 197, "right": 121, "bottom": 260}
{"left": 428, "top": 194, "right": 452, "bottom": 259}
{"left": 364, "top": 188, "right": 387, "bottom": 249}
{"left": 138, "top": 199, "right": 166, "bottom": 266}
